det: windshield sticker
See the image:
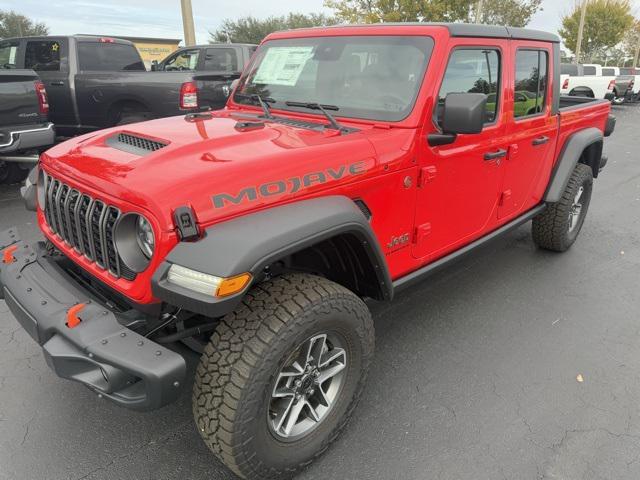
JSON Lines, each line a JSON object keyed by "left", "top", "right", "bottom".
{"left": 253, "top": 46, "right": 314, "bottom": 86}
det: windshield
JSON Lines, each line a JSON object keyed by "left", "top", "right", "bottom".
{"left": 233, "top": 35, "right": 434, "bottom": 122}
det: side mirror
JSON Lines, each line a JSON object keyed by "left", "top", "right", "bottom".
{"left": 428, "top": 93, "right": 488, "bottom": 146}
{"left": 150, "top": 60, "right": 159, "bottom": 71}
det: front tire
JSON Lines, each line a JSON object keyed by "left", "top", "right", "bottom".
{"left": 532, "top": 163, "right": 593, "bottom": 252}
{"left": 193, "top": 274, "right": 374, "bottom": 479}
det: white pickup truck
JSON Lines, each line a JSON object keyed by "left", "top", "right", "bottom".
{"left": 560, "top": 63, "right": 631, "bottom": 104}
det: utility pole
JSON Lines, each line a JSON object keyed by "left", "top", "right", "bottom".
{"left": 180, "top": 0, "right": 196, "bottom": 46}
{"left": 574, "top": 0, "right": 588, "bottom": 64}
{"left": 475, "top": 0, "right": 484, "bottom": 24}
{"left": 634, "top": 45, "right": 640, "bottom": 69}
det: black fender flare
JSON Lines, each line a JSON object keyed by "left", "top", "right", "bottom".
{"left": 152, "top": 196, "right": 392, "bottom": 317}
{"left": 544, "top": 127, "right": 602, "bottom": 203}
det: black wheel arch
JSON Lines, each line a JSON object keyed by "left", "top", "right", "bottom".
{"left": 544, "top": 127, "right": 603, "bottom": 203}
{"left": 152, "top": 196, "right": 393, "bottom": 318}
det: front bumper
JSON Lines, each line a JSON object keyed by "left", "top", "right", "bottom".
{"left": 0, "top": 228, "right": 186, "bottom": 411}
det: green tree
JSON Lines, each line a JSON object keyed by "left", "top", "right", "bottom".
{"left": 558, "top": 0, "right": 634, "bottom": 63}
{"left": 324, "top": 0, "right": 542, "bottom": 26}
{"left": 210, "top": 13, "right": 338, "bottom": 45}
{"left": 622, "top": 20, "right": 640, "bottom": 67}
{"left": 0, "top": 10, "right": 48, "bottom": 39}
{"left": 478, "top": 0, "right": 543, "bottom": 27}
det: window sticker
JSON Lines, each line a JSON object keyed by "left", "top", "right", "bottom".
{"left": 253, "top": 46, "right": 314, "bottom": 86}
{"left": 8, "top": 46, "right": 16, "bottom": 65}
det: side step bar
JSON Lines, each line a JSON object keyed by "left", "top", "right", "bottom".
{"left": 393, "top": 204, "right": 546, "bottom": 293}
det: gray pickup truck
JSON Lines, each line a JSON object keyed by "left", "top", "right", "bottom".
{"left": 0, "top": 36, "right": 251, "bottom": 137}
{"left": 0, "top": 69, "right": 54, "bottom": 184}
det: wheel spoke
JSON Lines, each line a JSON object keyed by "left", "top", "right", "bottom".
{"left": 273, "top": 396, "right": 295, "bottom": 433}
{"left": 574, "top": 186, "right": 584, "bottom": 205}
{"left": 319, "top": 347, "right": 346, "bottom": 369}
{"left": 316, "top": 384, "right": 332, "bottom": 407}
{"left": 305, "top": 400, "right": 321, "bottom": 422}
{"left": 282, "top": 398, "right": 305, "bottom": 436}
{"left": 317, "top": 361, "right": 346, "bottom": 384}
{"left": 305, "top": 334, "right": 327, "bottom": 368}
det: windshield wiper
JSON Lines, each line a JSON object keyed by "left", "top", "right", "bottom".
{"left": 235, "top": 93, "right": 275, "bottom": 119}
{"left": 284, "top": 101, "right": 347, "bottom": 133}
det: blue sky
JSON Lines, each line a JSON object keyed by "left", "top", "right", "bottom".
{"left": 0, "top": 0, "right": 638, "bottom": 45}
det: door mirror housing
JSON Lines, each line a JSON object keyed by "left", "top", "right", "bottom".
{"left": 428, "top": 93, "right": 488, "bottom": 147}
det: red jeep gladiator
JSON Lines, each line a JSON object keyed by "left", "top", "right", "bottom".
{"left": 1, "top": 23, "right": 615, "bottom": 479}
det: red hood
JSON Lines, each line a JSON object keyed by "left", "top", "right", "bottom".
{"left": 41, "top": 110, "right": 387, "bottom": 231}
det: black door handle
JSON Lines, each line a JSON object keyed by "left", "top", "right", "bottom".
{"left": 532, "top": 136, "right": 549, "bottom": 146}
{"left": 50, "top": 81, "right": 64, "bottom": 86}
{"left": 484, "top": 149, "right": 507, "bottom": 160}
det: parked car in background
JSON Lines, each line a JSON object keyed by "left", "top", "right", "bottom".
{"left": 152, "top": 43, "right": 256, "bottom": 74}
{"left": 1, "top": 36, "right": 244, "bottom": 137}
{"left": 0, "top": 66, "right": 54, "bottom": 184}
{"left": 601, "top": 66, "right": 635, "bottom": 103}
{"left": 560, "top": 63, "right": 631, "bottom": 104}
{"left": 619, "top": 66, "right": 640, "bottom": 101}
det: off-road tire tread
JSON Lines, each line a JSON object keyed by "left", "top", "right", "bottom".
{"left": 532, "top": 163, "right": 593, "bottom": 252}
{"left": 193, "top": 273, "right": 374, "bottom": 480}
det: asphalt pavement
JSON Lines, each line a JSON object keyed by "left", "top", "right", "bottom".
{"left": 1, "top": 104, "right": 640, "bottom": 480}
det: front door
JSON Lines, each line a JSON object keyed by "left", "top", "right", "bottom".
{"left": 413, "top": 42, "right": 509, "bottom": 260}
{"left": 498, "top": 43, "right": 558, "bottom": 221}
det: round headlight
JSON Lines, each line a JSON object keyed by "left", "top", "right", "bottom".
{"left": 136, "top": 216, "right": 155, "bottom": 259}
{"left": 114, "top": 213, "right": 155, "bottom": 273}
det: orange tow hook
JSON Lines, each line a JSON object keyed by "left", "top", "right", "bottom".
{"left": 66, "top": 303, "right": 86, "bottom": 329}
{"left": 2, "top": 245, "right": 18, "bottom": 264}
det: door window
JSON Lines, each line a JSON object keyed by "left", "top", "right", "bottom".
{"left": 514, "top": 50, "right": 548, "bottom": 119}
{"left": 25, "top": 40, "right": 61, "bottom": 71}
{"left": 163, "top": 49, "right": 200, "bottom": 71}
{"left": 0, "top": 41, "right": 19, "bottom": 69}
{"left": 204, "top": 48, "right": 238, "bottom": 71}
{"left": 437, "top": 48, "right": 501, "bottom": 124}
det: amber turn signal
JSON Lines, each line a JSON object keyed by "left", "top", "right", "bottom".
{"left": 216, "top": 273, "right": 252, "bottom": 297}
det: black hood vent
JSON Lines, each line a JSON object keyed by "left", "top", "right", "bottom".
{"left": 106, "top": 133, "right": 168, "bottom": 155}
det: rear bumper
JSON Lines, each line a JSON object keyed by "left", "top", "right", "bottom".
{"left": 0, "top": 228, "right": 186, "bottom": 411}
{"left": 0, "top": 123, "right": 55, "bottom": 155}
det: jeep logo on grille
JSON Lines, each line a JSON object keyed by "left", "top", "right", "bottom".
{"left": 212, "top": 161, "right": 367, "bottom": 208}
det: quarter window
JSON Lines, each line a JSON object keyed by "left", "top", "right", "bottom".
{"left": 437, "top": 48, "right": 500, "bottom": 124}
{"left": 514, "top": 50, "right": 548, "bottom": 119}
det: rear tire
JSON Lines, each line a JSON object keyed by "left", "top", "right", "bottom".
{"left": 193, "top": 273, "right": 374, "bottom": 479}
{"left": 0, "top": 162, "right": 29, "bottom": 185}
{"left": 532, "top": 163, "right": 593, "bottom": 252}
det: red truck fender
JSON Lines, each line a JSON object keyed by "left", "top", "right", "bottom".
{"left": 151, "top": 195, "right": 393, "bottom": 317}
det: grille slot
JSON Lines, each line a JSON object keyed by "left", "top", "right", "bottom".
{"left": 43, "top": 173, "right": 136, "bottom": 281}
{"left": 105, "top": 133, "right": 168, "bottom": 155}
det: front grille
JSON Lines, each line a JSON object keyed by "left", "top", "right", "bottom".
{"left": 43, "top": 174, "right": 136, "bottom": 281}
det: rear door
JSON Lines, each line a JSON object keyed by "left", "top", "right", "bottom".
{"left": 199, "top": 47, "right": 242, "bottom": 108}
{"left": 413, "top": 41, "right": 509, "bottom": 260}
{"left": 24, "top": 37, "right": 75, "bottom": 128}
{"left": 498, "top": 42, "right": 558, "bottom": 221}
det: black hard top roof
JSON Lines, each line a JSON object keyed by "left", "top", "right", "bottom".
{"left": 296, "top": 22, "right": 560, "bottom": 44}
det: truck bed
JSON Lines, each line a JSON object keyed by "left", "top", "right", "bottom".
{"left": 558, "top": 95, "right": 610, "bottom": 111}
